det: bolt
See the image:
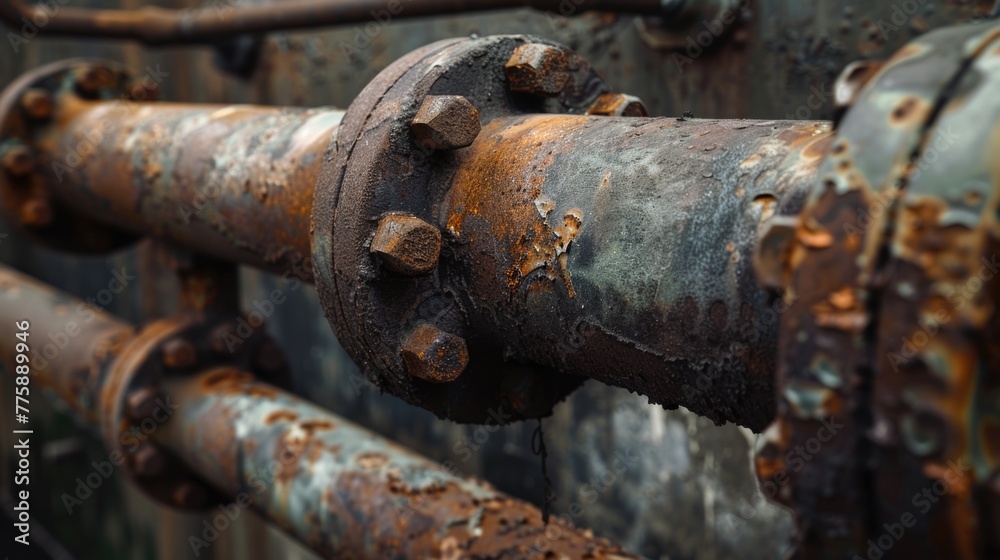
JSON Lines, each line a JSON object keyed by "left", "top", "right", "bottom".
{"left": 753, "top": 215, "right": 800, "bottom": 291}
{"left": 370, "top": 214, "right": 442, "bottom": 276}
{"left": 126, "top": 386, "right": 163, "bottom": 421}
{"left": 400, "top": 325, "right": 469, "bottom": 383}
{"left": 20, "top": 88, "right": 54, "bottom": 120}
{"left": 132, "top": 444, "right": 166, "bottom": 478}
{"left": 74, "top": 64, "right": 113, "bottom": 96}
{"left": 586, "top": 93, "right": 648, "bottom": 117}
{"left": 162, "top": 338, "right": 198, "bottom": 369}
{"left": 19, "top": 199, "right": 52, "bottom": 228}
{"left": 1, "top": 143, "right": 35, "bottom": 177}
{"left": 173, "top": 481, "right": 208, "bottom": 509}
{"left": 504, "top": 43, "right": 570, "bottom": 96}
{"left": 410, "top": 95, "right": 481, "bottom": 150}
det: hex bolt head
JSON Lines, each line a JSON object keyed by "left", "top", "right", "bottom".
{"left": 74, "top": 64, "right": 113, "bottom": 96}
{"left": 370, "top": 214, "right": 442, "bottom": 276}
{"left": 586, "top": 93, "right": 649, "bottom": 117}
{"left": 400, "top": 325, "right": 469, "bottom": 383}
{"left": 162, "top": 338, "right": 198, "bottom": 369}
{"left": 2, "top": 143, "right": 35, "bottom": 177}
{"left": 504, "top": 43, "right": 570, "bottom": 96}
{"left": 753, "top": 215, "right": 800, "bottom": 291}
{"left": 20, "top": 88, "right": 54, "bottom": 120}
{"left": 410, "top": 95, "right": 481, "bottom": 150}
{"left": 126, "top": 386, "right": 163, "bottom": 421}
{"left": 19, "top": 198, "right": 52, "bottom": 228}
{"left": 132, "top": 444, "right": 166, "bottom": 478}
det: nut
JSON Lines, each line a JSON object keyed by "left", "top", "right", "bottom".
{"left": 753, "top": 215, "right": 800, "bottom": 290}
{"left": 162, "top": 338, "right": 198, "bottom": 369}
{"left": 401, "top": 325, "right": 469, "bottom": 383}
{"left": 20, "top": 88, "right": 54, "bottom": 120}
{"left": 74, "top": 64, "right": 114, "bottom": 96}
{"left": 132, "top": 444, "right": 166, "bottom": 477}
{"left": 504, "top": 43, "right": 570, "bottom": 96}
{"left": 370, "top": 214, "right": 442, "bottom": 276}
{"left": 586, "top": 93, "right": 648, "bottom": 117}
{"left": 126, "top": 386, "right": 163, "bottom": 421}
{"left": 1, "top": 143, "right": 35, "bottom": 177}
{"left": 410, "top": 95, "right": 481, "bottom": 150}
{"left": 19, "top": 199, "right": 52, "bottom": 228}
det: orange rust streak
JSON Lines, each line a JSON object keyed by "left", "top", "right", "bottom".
{"left": 447, "top": 115, "right": 591, "bottom": 298}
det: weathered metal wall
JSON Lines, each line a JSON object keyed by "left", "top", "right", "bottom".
{"left": 0, "top": 0, "right": 989, "bottom": 558}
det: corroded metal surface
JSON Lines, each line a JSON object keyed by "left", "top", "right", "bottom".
{"left": 0, "top": 59, "right": 140, "bottom": 253}
{"left": 6, "top": 2, "right": 995, "bottom": 560}
{"left": 0, "top": 261, "right": 636, "bottom": 559}
{"left": 756, "top": 20, "right": 1000, "bottom": 559}
{"left": 314, "top": 33, "right": 831, "bottom": 429}
{"left": 49, "top": 98, "right": 339, "bottom": 280}
{"left": 0, "top": 264, "right": 134, "bottom": 430}
{"left": 157, "top": 368, "right": 638, "bottom": 559}
{"left": 0, "top": 59, "right": 342, "bottom": 279}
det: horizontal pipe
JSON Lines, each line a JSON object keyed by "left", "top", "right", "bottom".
{"left": 157, "top": 368, "right": 636, "bottom": 559}
{"left": 41, "top": 98, "right": 343, "bottom": 280}
{"left": 409, "top": 114, "right": 831, "bottom": 429}
{"left": 0, "top": 263, "right": 634, "bottom": 559}
{"left": 31, "top": 104, "right": 829, "bottom": 429}
{"left": 0, "top": 265, "right": 133, "bottom": 430}
{"left": 0, "top": 0, "right": 667, "bottom": 45}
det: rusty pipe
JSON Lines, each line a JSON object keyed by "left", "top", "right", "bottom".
{"left": 1, "top": 38, "right": 829, "bottom": 427}
{"left": 37, "top": 80, "right": 341, "bottom": 280}
{"left": 156, "top": 368, "right": 635, "bottom": 559}
{"left": 0, "top": 263, "right": 636, "bottom": 559}
{"left": 49, "top": 99, "right": 340, "bottom": 280}
{"left": 312, "top": 35, "right": 833, "bottom": 427}
{"left": 0, "top": 265, "right": 134, "bottom": 431}
{"left": 0, "top": 0, "right": 671, "bottom": 46}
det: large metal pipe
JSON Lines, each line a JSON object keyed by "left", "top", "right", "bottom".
{"left": 0, "top": 37, "right": 828, "bottom": 428}
{"left": 441, "top": 114, "right": 829, "bottom": 430}
{"left": 329, "top": 110, "right": 831, "bottom": 430}
{"left": 0, "top": 263, "right": 636, "bottom": 559}
{"left": 157, "top": 368, "right": 635, "bottom": 559}
{"left": 0, "top": 265, "right": 134, "bottom": 431}
{"left": 40, "top": 97, "right": 342, "bottom": 280}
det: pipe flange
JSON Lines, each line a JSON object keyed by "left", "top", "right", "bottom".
{"left": 0, "top": 59, "right": 140, "bottom": 253}
{"left": 755, "top": 20, "right": 1000, "bottom": 556}
{"left": 313, "top": 35, "right": 615, "bottom": 424}
{"left": 100, "top": 311, "right": 289, "bottom": 510}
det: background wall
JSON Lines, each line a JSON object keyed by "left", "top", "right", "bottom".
{"left": 0, "top": 1, "right": 990, "bottom": 558}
